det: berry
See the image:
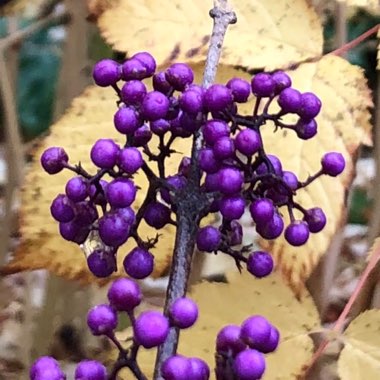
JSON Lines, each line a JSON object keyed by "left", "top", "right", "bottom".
{"left": 59, "top": 221, "right": 90, "bottom": 244}
{"left": 247, "top": 251, "right": 274, "bottom": 278}
{"left": 75, "top": 360, "right": 107, "bottom": 380}
{"left": 189, "top": 357, "right": 210, "bottom": 380}
{"left": 134, "top": 311, "right": 169, "bottom": 348}
{"left": 92, "top": 59, "right": 121, "bottom": 87}
{"left": 226, "top": 77, "right": 250, "bottom": 103}
{"left": 178, "top": 156, "right": 191, "bottom": 177}
{"left": 202, "top": 119, "right": 229, "bottom": 146}
{"left": 216, "top": 325, "right": 246, "bottom": 354}
{"left": 161, "top": 355, "right": 191, "bottom": 380}
{"left": 240, "top": 315, "right": 272, "bottom": 349}
{"left": 282, "top": 171, "right": 298, "bottom": 190}
{"left": 87, "top": 304, "right": 117, "bottom": 336}
{"left": 133, "top": 124, "right": 152, "bottom": 146}
{"left": 295, "top": 118, "right": 317, "bottom": 140}
{"left": 235, "top": 128, "right": 262, "bottom": 156}
{"left": 250, "top": 198, "right": 275, "bottom": 224}
{"left": 107, "top": 278, "right": 142, "bottom": 312}
{"left": 256, "top": 212, "right": 284, "bottom": 239}
{"left": 106, "top": 178, "right": 136, "bottom": 208}
{"left": 259, "top": 326, "right": 280, "bottom": 353}
{"left": 196, "top": 226, "right": 221, "bottom": 252}
{"left": 169, "top": 297, "right": 198, "bottom": 329}
{"left": 30, "top": 357, "right": 65, "bottom": 380}
{"left": 277, "top": 88, "right": 302, "bottom": 113}
{"left": 233, "top": 349, "right": 266, "bottom": 380}
{"left": 213, "top": 136, "right": 235, "bottom": 159}
{"left": 118, "top": 147, "right": 143, "bottom": 174}
{"left": 303, "top": 207, "right": 326, "bottom": 233}
{"left": 131, "top": 51, "right": 156, "bottom": 76}
{"left": 256, "top": 154, "right": 282, "bottom": 176}
{"left": 150, "top": 118, "right": 171, "bottom": 135}
{"left": 220, "top": 195, "right": 245, "bottom": 220}
{"left": 228, "top": 220, "right": 243, "bottom": 246}
{"left": 321, "top": 152, "right": 345, "bottom": 176}
{"left": 98, "top": 211, "right": 131, "bottom": 247}
{"left": 90, "top": 139, "right": 119, "bottom": 169}
{"left": 161, "top": 174, "right": 187, "bottom": 204}
{"left": 121, "top": 80, "right": 147, "bottom": 105}
{"left": 218, "top": 167, "right": 243, "bottom": 195}
{"left": 251, "top": 73, "right": 275, "bottom": 97}
{"left": 41, "top": 147, "right": 68, "bottom": 174}
{"left": 113, "top": 107, "right": 141, "bottom": 134}
{"left": 117, "top": 207, "right": 136, "bottom": 225}
{"left": 74, "top": 201, "right": 98, "bottom": 225}
{"left": 272, "top": 70, "right": 292, "bottom": 93}
{"left": 204, "top": 172, "right": 219, "bottom": 192}
{"left": 153, "top": 71, "right": 172, "bottom": 94}
{"left": 298, "top": 92, "right": 321, "bottom": 119}
{"left": 285, "top": 221, "right": 310, "bottom": 246}
{"left": 87, "top": 249, "right": 116, "bottom": 278}
{"left": 179, "top": 88, "right": 204, "bottom": 114}
{"left": 122, "top": 58, "right": 148, "bottom": 80}
{"left": 165, "top": 63, "right": 194, "bottom": 91}
{"left": 141, "top": 91, "right": 170, "bottom": 121}
{"left": 204, "top": 84, "right": 233, "bottom": 113}
{"left": 123, "top": 247, "right": 154, "bottom": 279}
{"left": 144, "top": 202, "right": 171, "bottom": 229}
{"left": 199, "top": 148, "right": 220, "bottom": 174}
{"left": 171, "top": 112, "right": 198, "bottom": 136}
{"left": 65, "top": 176, "right": 88, "bottom": 202}
{"left": 50, "top": 194, "right": 75, "bottom": 223}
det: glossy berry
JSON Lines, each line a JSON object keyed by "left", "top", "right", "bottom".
{"left": 226, "top": 78, "right": 251, "bottom": 103}
{"left": 153, "top": 71, "right": 172, "bottom": 94}
{"left": 180, "top": 88, "right": 204, "bottom": 114}
{"left": 218, "top": 167, "right": 243, "bottom": 195}
{"left": 131, "top": 51, "right": 156, "bottom": 76}
{"left": 277, "top": 88, "right": 302, "bottom": 113}
{"left": 285, "top": 221, "right": 310, "bottom": 246}
{"left": 133, "top": 124, "right": 153, "bottom": 146}
{"left": 303, "top": 207, "right": 326, "bottom": 233}
{"left": 251, "top": 73, "right": 275, "bottom": 97}
{"left": 59, "top": 220, "right": 90, "bottom": 244}
{"left": 65, "top": 176, "right": 88, "bottom": 202}
{"left": 123, "top": 247, "right": 154, "bottom": 279}
{"left": 256, "top": 154, "right": 282, "bottom": 176}
{"left": 121, "top": 80, "right": 147, "bottom": 105}
{"left": 256, "top": 212, "right": 284, "bottom": 240}
{"left": 169, "top": 297, "right": 198, "bottom": 329}
{"left": 321, "top": 152, "right": 345, "bottom": 176}
{"left": 75, "top": 360, "right": 107, "bottom": 380}
{"left": 107, "top": 278, "right": 142, "bottom": 312}
{"left": 141, "top": 91, "right": 170, "bottom": 121}
{"left": 118, "top": 147, "right": 143, "bottom": 174}
{"left": 92, "top": 59, "right": 120, "bottom": 87}
{"left": 50, "top": 194, "right": 75, "bottom": 223}
{"left": 233, "top": 349, "right": 266, "bottom": 380}
{"left": 259, "top": 326, "right": 280, "bottom": 353}
{"left": 113, "top": 107, "right": 141, "bottom": 134}
{"left": 134, "top": 311, "right": 169, "bottom": 348}
{"left": 199, "top": 148, "right": 220, "bottom": 174}
{"left": 165, "top": 63, "right": 194, "bottom": 91}
{"left": 87, "top": 304, "right": 117, "bottom": 336}
{"left": 196, "top": 226, "right": 221, "bottom": 252}
{"left": 298, "top": 92, "right": 322, "bottom": 119}
{"left": 30, "top": 356, "right": 65, "bottom": 380}
{"left": 202, "top": 119, "right": 229, "bottom": 146}
{"left": 216, "top": 325, "right": 246, "bottom": 354}
{"left": 295, "top": 118, "right": 317, "bottom": 140}
{"left": 122, "top": 58, "right": 148, "bottom": 80}
{"left": 74, "top": 201, "right": 98, "bottom": 226}
{"left": 189, "top": 357, "right": 210, "bottom": 380}
{"left": 282, "top": 171, "right": 298, "bottom": 190}
{"left": 106, "top": 178, "right": 136, "bottom": 208}
{"left": 204, "top": 84, "right": 233, "bottom": 113}
{"left": 220, "top": 195, "right": 245, "bottom": 220}
{"left": 144, "top": 202, "right": 171, "bottom": 229}
{"left": 151, "top": 118, "right": 171, "bottom": 135}
{"left": 235, "top": 128, "right": 262, "bottom": 156}
{"left": 87, "top": 249, "right": 116, "bottom": 278}
{"left": 213, "top": 136, "right": 235, "bottom": 159}
{"left": 98, "top": 211, "right": 131, "bottom": 247}
{"left": 247, "top": 251, "right": 274, "bottom": 278}
{"left": 250, "top": 198, "right": 275, "bottom": 224}
{"left": 41, "top": 147, "right": 68, "bottom": 174}
{"left": 272, "top": 70, "right": 292, "bottom": 93}
{"left": 240, "top": 315, "right": 272, "bottom": 349}
{"left": 161, "top": 355, "right": 191, "bottom": 380}
{"left": 90, "top": 139, "right": 119, "bottom": 169}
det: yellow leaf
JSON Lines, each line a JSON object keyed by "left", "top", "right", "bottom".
{"left": 114, "top": 271, "right": 320, "bottom": 379}
{"left": 92, "top": 0, "right": 323, "bottom": 70}
{"left": 338, "top": 310, "right": 380, "bottom": 380}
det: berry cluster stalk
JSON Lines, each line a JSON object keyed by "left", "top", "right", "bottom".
{"left": 153, "top": 1, "right": 237, "bottom": 378}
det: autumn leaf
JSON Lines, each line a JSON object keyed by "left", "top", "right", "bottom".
{"left": 113, "top": 271, "right": 320, "bottom": 379}
{"left": 90, "top": 0, "right": 323, "bottom": 71}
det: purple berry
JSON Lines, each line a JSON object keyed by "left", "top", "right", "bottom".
{"left": 75, "top": 360, "right": 106, "bottom": 380}
{"left": 118, "top": 147, "right": 143, "bottom": 174}
{"left": 228, "top": 220, "right": 243, "bottom": 246}
{"left": 30, "top": 356, "right": 65, "bottom": 380}
{"left": 235, "top": 128, "right": 262, "bottom": 156}
{"left": 220, "top": 195, "right": 245, "bottom": 220}
{"left": 303, "top": 207, "right": 326, "bottom": 233}
{"left": 65, "top": 176, "right": 88, "bottom": 202}
{"left": 216, "top": 325, "right": 246, "bottom": 354}
{"left": 133, "top": 124, "right": 152, "bottom": 146}
{"left": 298, "top": 92, "right": 322, "bottom": 119}
{"left": 87, "top": 304, "right": 117, "bottom": 336}
{"left": 74, "top": 201, "right": 98, "bottom": 225}
{"left": 213, "top": 136, "right": 235, "bottom": 159}
{"left": 282, "top": 171, "right": 298, "bottom": 190}
{"left": 295, "top": 118, "right": 317, "bottom": 140}
{"left": 196, "top": 226, "right": 221, "bottom": 252}
{"left": 50, "top": 194, "right": 75, "bottom": 222}
{"left": 256, "top": 212, "right": 284, "bottom": 239}
{"left": 87, "top": 249, "right": 116, "bottom": 278}
{"left": 259, "top": 326, "right": 280, "bottom": 353}
{"left": 41, "top": 147, "right": 68, "bottom": 174}
{"left": 240, "top": 315, "right": 272, "bottom": 349}
{"left": 204, "top": 84, "right": 233, "bottom": 113}
{"left": 226, "top": 78, "right": 251, "bottom": 103}
{"left": 247, "top": 251, "right": 274, "bottom": 278}
{"left": 251, "top": 73, "right": 275, "bottom": 97}
{"left": 122, "top": 58, "right": 148, "bottom": 80}
{"left": 202, "top": 119, "right": 229, "bottom": 146}
{"left": 150, "top": 118, "right": 171, "bottom": 135}
{"left": 107, "top": 278, "right": 142, "bottom": 312}
{"left": 117, "top": 206, "right": 136, "bottom": 225}
{"left": 199, "top": 148, "right": 220, "bottom": 174}
{"left": 90, "top": 139, "right": 119, "bottom": 169}
{"left": 123, "top": 247, "right": 154, "bottom": 279}
{"left": 121, "top": 80, "right": 147, "bottom": 105}
{"left": 204, "top": 172, "right": 219, "bottom": 192}
{"left": 169, "top": 297, "right": 198, "bottom": 329}
{"left": 179, "top": 88, "right": 204, "bottom": 114}
{"left": 233, "top": 349, "right": 266, "bottom": 380}
{"left": 98, "top": 211, "right": 131, "bottom": 247}
{"left": 272, "top": 70, "right": 292, "bottom": 93}
{"left": 285, "top": 221, "right": 310, "bottom": 246}
{"left": 153, "top": 71, "right": 172, "bottom": 94}
{"left": 165, "top": 63, "right": 194, "bottom": 91}
{"left": 113, "top": 107, "right": 141, "bottom": 135}
{"left": 189, "top": 357, "right": 210, "bottom": 380}
{"left": 106, "top": 178, "right": 136, "bottom": 208}
{"left": 277, "top": 88, "right": 302, "bottom": 113}
{"left": 59, "top": 221, "right": 90, "bottom": 244}
{"left": 161, "top": 355, "right": 191, "bottom": 380}
{"left": 141, "top": 91, "right": 170, "bottom": 121}
{"left": 134, "top": 311, "right": 169, "bottom": 348}
{"left": 178, "top": 156, "right": 191, "bottom": 177}
{"left": 256, "top": 154, "right": 283, "bottom": 176}
{"left": 161, "top": 175, "right": 187, "bottom": 203}
{"left": 144, "top": 202, "right": 171, "bottom": 229}
{"left": 218, "top": 167, "right": 243, "bottom": 195}
{"left": 131, "top": 51, "right": 156, "bottom": 76}
{"left": 250, "top": 198, "right": 275, "bottom": 224}
{"left": 93, "top": 59, "right": 121, "bottom": 87}
{"left": 321, "top": 152, "right": 345, "bottom": 176}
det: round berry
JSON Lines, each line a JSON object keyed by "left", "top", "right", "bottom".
{"left": 87, "top": 249, "right": 116, "bottom": 278}
{"left": 75, "top": 360, "right": 106, "bottom": 380}
{"left": 213, "top": 136, "right": 235, "bottom": 160}
{"left": 199, "top": 148, "right": 220, "bottom": 174}
{"left": 90, "top": 139, "right": 119, "bottom": 169}
{"left": 233, "top": 349, "right": 266, "bottom": 380}
{"left": 120, "top": 80, "right": 146, "bottom": 106}
{"left": 196, "top": 226, "right": 221, "bottom": 252}
{"left": 122, "top": 58, "right": 148, "bottom": 80}
{"left": 259, "top": 326, "right": 280, "bottom": 353}
{"left": 285, "top": 221, "right": 310, "bottom": 246}
{"left": 153, "top": 71, "right": 172, "bottom": 94}
{"left": 226, "top": 78, "right": 250, "bottom": 103}
{"left": 298, "top": 92, "right": 322, "bottom": 119}
{"left": 30, "top": 356, "right": 65, "bottom": 380}
{"left": 256, "top": 154, "right": 283, "bottom": 176}
{"left": 98, "top": 211, "right": 131, "bottom": 247}
{"left": 220, "top": 195, "right": 245, "bottom": 220}
{"left": 165, "top": 63, "right": 194, "bottom": 91}
{"left": 295, "top": 118, "right": 317, "bottom": 140}
{"left": 218, "top": 167, "right": 243, "bottom": 195}
{"left": 141, "top": 91, "right": 170, "bottom": 121}
{"left": 250, "top": 198, "right": 275, "bottom": 224}
{"left": 113, "top": 107, "right": 141, "bottom": 134}
{"left": 150, "top": 118, "right": 171, "bottom": 135}
{"left": 131, "top": 51, "right": 156, "bottom": 76}
{"left": 106, "top": 178, "right": 136, "bottom": 208}
{"left": 256, "top": 213, "right": 284, "bottom": 240}
{"left": 134, "top": 311, "right": 169, "bottom": 348}
{"left": 50, "top": 194, "right": 75, "bottom": 223}
{"left": 74, "top": 201, "right": 98, "bottom": 225}
{"left": 161, "top": 355, "right": 191, "bottom": 380}
{"left": 93, "top": 59, "right": 120, "bottom": 87}
{"left": 202, "top": 119, "right": 229, "bottom": 146}
{"left": 282, "top": 171, "right": 298, "bottom": 190}
{"left": 204, "top": 84, "right": 233, "bottom": 113}
{"left": 303, "top": 207, "right": 326, "bottom": 233}
{"left": 247, "top": 251, "right": 274, "bottom": 278}
{"left": 277, "top": 88, "right": 302, "bottom": 113}
{"left": 133, "top": 124, "right": 152, "bottom": 146}
{"left": 272, "top": 70, "right": 292, "bottom": 93}
{"left": 87, "top": 304, "right": 117, "bottom": 336}
{"left": 235, "top": 128, "right": 262, "bottom": 156}
{"left": 169, "top": 297, "right": 198, "bottom": 329}
{"left": 65, "top": 176, "right": 88, "bottom": 202}
{"left": 321, "top": 152, "right": 345, "bottom": 176}
{"left": 41, "top": 147, "right": 68, "bottom": 174}
{"left": 189, "top": 357, "right": 210, "bottom": 380}
{"left": 144, "top": 202, "right": 171, "bottom": 229}
{"left": 240, "top": 315, "right": 272, "bottom": 349}
{"left": 216, "top": 325, "right": 246, "bottom": 354}
{"left": 204, "top": 172, "right": 219, "bottom": 192}
{"left": 107, "top": 278, "right": 142, "bottom": 312}
{"left": 161, "top": 175, "right": 187, "bottom": 203}
{"left": 123, "top": 247, "right": 154, "bottom": 279}
{"left": 59, "top": 221, "right": 90, "bottom": 244}
{"left": 179, "top": 88, "right": 204, "bottom": 114}
{"left": 251, "top": 73, "right": 275, "bottom": 97}
{"left": 118, "top": 147, "right": 143, "bottom": 174}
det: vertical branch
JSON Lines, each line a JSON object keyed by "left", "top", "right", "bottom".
{"left": 334, "top": 1, "right": 347, "bottom": 57}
